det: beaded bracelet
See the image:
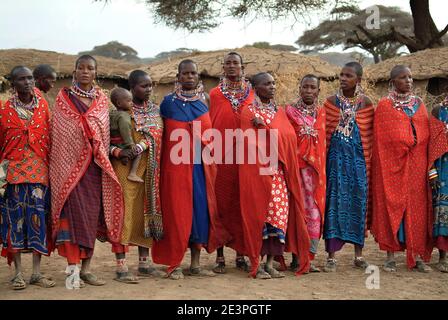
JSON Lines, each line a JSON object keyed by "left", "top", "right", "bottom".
{"left": 134, "top": 144, "right": 144, "bottom": 155}
{"left": 112, "top": 147, "right": 122, "bottom": 158}
{"left": 137, "top": 140, "right": 148, "bottom": 151}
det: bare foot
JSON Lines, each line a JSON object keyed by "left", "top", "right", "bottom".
{"left": 128, "top": 174, "right": 144, "bottom": 183}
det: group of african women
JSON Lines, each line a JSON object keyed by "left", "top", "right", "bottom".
{"left": 0, "top": 51, "right": 447, "bottom": 291}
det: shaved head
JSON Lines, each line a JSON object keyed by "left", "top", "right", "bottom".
{"left": 251, "top": 72, "right": 271, "bottom": 87}
{"left": 390, "top": 65, "right": 411, "bottom": 80}
{"left": 344, "top": 61, "right": 363, "bottom": 77}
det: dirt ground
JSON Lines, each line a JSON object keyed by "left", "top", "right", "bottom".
{"left": 0, "top": 236, "right": 447, "bottom": 300}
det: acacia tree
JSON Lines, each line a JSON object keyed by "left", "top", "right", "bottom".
{"left": 96, "top": 0, "right": 447, "bottom": 52}
{"left": 79, "top": 41, "right": 139, "bottom": 61}
{"left": 297, "top": 5, "right": 412, "bottom": 63}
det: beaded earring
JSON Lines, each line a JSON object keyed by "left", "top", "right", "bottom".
{"left": 388, "top": 80, "right": 396, "bottom": 93}
{"left": 354, "top": 82, "right": 364, "bottom": 96}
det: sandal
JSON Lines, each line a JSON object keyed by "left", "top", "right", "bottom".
{"left": 436, "top": 261, "right": 448, "bottom": 273}
{"left": 188, "top": 267, "right": 216, "bottom": 277}
{"left": 354, "top": 257, "right": 369, "bottom": 269}
{"left": 265, "top": 266, "right": 285, "bottom": 278}
{"left": 138, "top": 265, "right": 163, "bottom": 278}
{"left": 308, "top": 263, "right": 321, "bottom": 273}
{"left": 11, "top": 272, "right": 26, "bottom": 290}
{"left": 212, "top": 257, "right": 226, "bottom": 274}
{"left": 30, "top": 274, "right": 56, "bottom": 288}
{"left": 236, "top": 257, "right": 250, "bottom": 272}
{"left": 323, "top": 258, "right": 337, "bottom": 273}
{"left": 114, "top": 271, "right": 140, "bottom": 284}
{"left": 80, "top": 273, "right": 106, "bottom": 286}
{"left": 255, "top": 268, "right": 271, "bottom": 279}
{"left": 383, "top": 260, "right": 397, "bottom": 272}
{"left": 166, "top": 268, "right": 184, "bottom": 280}
{"left": 414, "top": 261, "right": 432, "bottom": 273}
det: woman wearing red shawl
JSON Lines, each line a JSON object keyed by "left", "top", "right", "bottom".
{"left": 285, "top": 74, "right": 326, "bottom": 273}
{"left": 238, "top": 72, "right": 310, "bottom": 279}
{"left": 371, "top": 65, "right": 433, "bottom": 272}
{"left": 49, "top": 55, "right": 124, "bottom": 289}
{"left": 209, "top": 52, "right": 254, "bottom": 274}
{"left": 429, "top": 92, "right": 448, "bottom": 273}
{"left": 109, "top": 70, "right": 163, "bottom": 283}
{"left": 152, "top": 60, "right": 228, "bottom": 279}
{"left": 0, "top": 66, "right": 55, "bottom": 290}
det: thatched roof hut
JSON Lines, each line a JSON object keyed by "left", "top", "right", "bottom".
{"left": 0, "top": 49, "right": 142, "bottom": 106}
{"left": 144, "top": 47, "right": 340, "bottom": 104}
{"left": 364, "top": 47, "right": 448, "bottom": 105}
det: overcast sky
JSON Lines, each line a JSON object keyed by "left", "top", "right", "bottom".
{"left": 0, "top": 0, "right": 446, "bottom": 58}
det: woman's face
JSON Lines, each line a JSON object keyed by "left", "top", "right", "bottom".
{"left": 74, "top": 58, "right": 96, "bottom": 87}
{"left": 223, "top": 54, "right": 243, "bottom": 79}
{"left": 132, "top": 75, "right": 153, "bottom": 102}
{"left": 300, "top": 77, "right": 320, "bottom": 105}
{"left": 255, "top": 74, "right": 276, "bottom": 101}
{"left": 178, "top": 62, "right": 199, "bottom": 91}
{"left": 38, "top": 72, "right": 57, "bottom": 93}
{"left": 13, "top": 68, "right": 34, "bottom": 95}
{"left": 339, "top": 66, "right": 359, "bottom": 91}
{"left": 392, "top": 68, "right": 413, "bottom": 94}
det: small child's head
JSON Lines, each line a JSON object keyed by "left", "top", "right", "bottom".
{"left": 111, "top": 87, "right": 133, "bottom": 111}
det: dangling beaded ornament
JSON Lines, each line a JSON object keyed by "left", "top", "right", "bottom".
{"left": 388, "top": 90, "right": 417, "bottom": 114}
{"left": 291, "top": 98, "right": 318, "bottom": 138}
{"left": 218, "top": 77, "right": 251, "bottom": 111}
{"left": 335, "top": 89, "right": 363, "bottom": 138}
{"left": 132, "top": 100, "right": 161, "bottom": 134}
{"left": 249, "top": 95, "right": 277, "bottom": 125}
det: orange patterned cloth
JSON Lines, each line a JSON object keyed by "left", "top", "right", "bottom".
{"left": 0, "top": 90, "right": 50, "bottom": 185}
{"left": 49, "top": 88, "right": 124, "bottom": 244}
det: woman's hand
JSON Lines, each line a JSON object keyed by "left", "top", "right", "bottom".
{"left": 252, "top": 117, "right": 266, "bottom": 128}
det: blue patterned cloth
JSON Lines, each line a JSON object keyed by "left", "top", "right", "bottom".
{"left": 1, "top": 183, "right": 49, "bottom": 254}
{"left": 160, "top": 93, "right": 210, "bottom": 245}
{"left": 324, "top": 97, "right": 368, "bottom": 247}
{"left": 432, "top": 105, "right": 448, "bottom": 239}
{"left": 262, "top": 223, "right": 286, "bottom": 244}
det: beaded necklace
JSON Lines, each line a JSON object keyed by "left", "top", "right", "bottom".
{"left": 132, "top": 100, "right": 161, "bottom": 134}
{"left": 71, "top": 82, "right": 97, "bottom": 100}
{"left": 9, "top": 91, "right": 40, "bottom": 121}
{"left": 174, "top": 82, "right": 206, "bottom": 104}
{"left": 218, "top": 77, "right": 251, "bottom": 111}
{"left": 291, "top": 98, "right": 318, "bottom": 138}
{"left": 336, "top": 90, "right": 362, "bottom": 138}
{"left": 388, "top": 90, "right": 417, "bottom": 114}
{"left": 10, "top": 91, "right": 40, "bottom": 111}
{"left": 250, "top": 95, "right": 277, "bottom": 125}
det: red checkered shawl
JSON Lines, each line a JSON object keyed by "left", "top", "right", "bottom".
{"left": 49, "top": 88, "right": 124, "bottom": 243}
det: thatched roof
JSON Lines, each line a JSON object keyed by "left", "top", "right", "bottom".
{"left": 0, "top": 49, "right": 142, "bottom": 80}
{"left": 365, "top": 47, "right": 448, "bottom": 82}
{"left": 146, "top": 47, "right": 340, "bottom": 84}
